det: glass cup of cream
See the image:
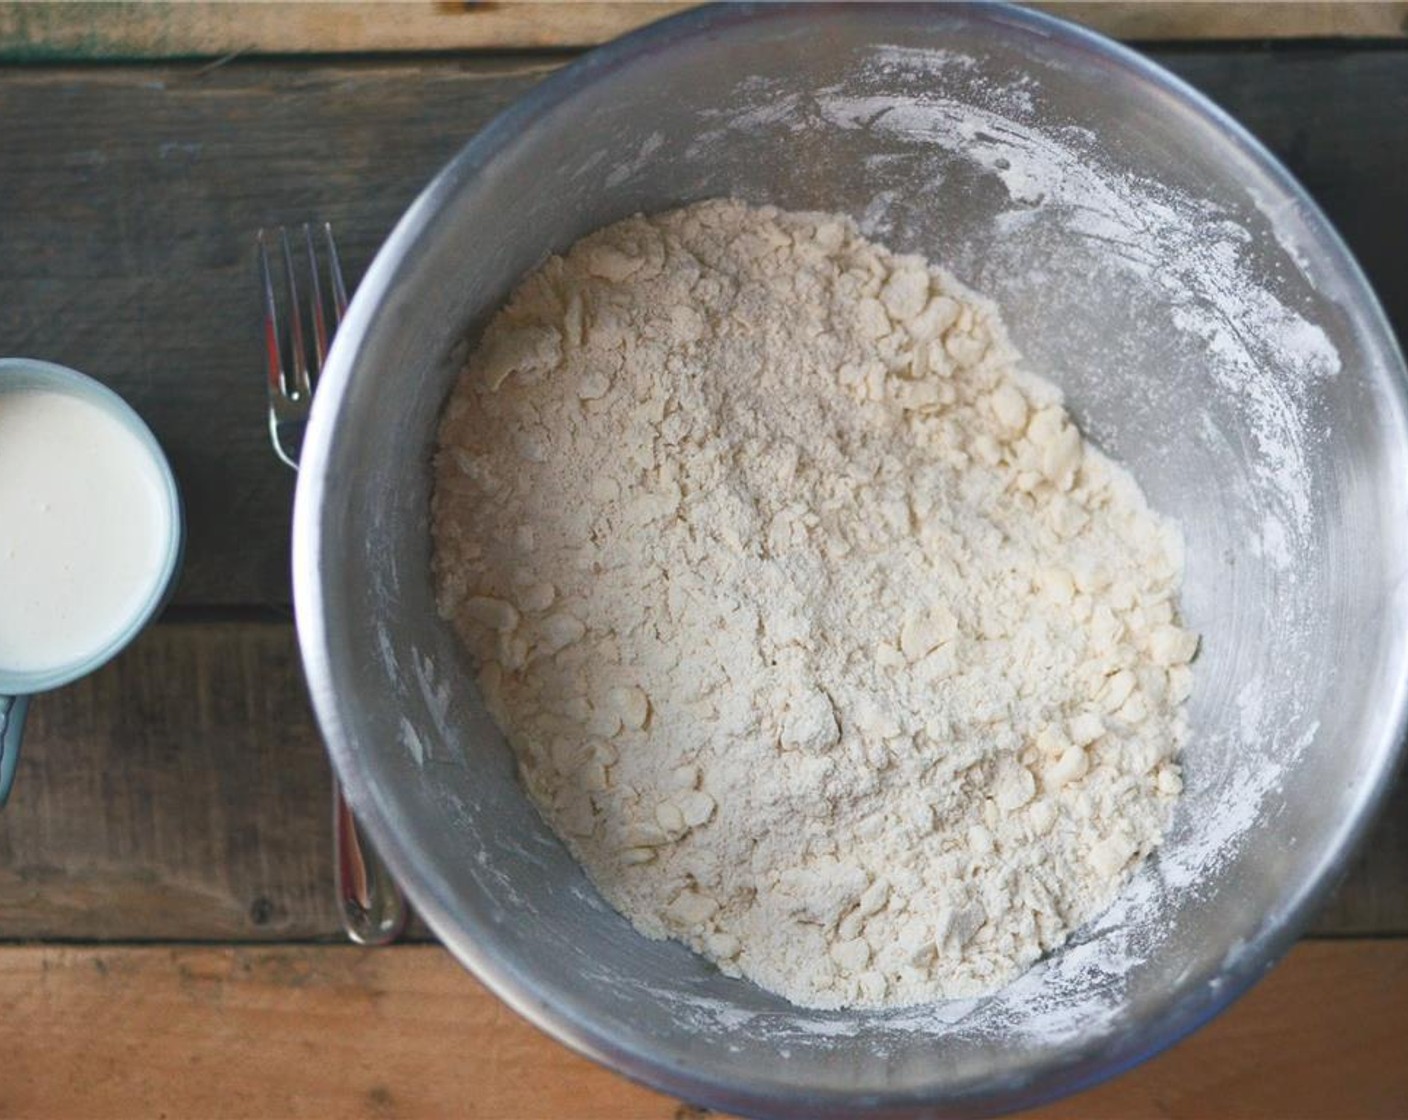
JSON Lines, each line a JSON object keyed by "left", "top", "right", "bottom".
{"left": 0, "top": 359, "right": 183, "bottom": 805}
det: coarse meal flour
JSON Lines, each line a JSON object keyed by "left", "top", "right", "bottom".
{"left": 431, "top": 199, "right": 1198, "bottom": 1010}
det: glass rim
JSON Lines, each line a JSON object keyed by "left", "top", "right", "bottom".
{"left": 0, "top": 357, "right": 185, "bottom": 694}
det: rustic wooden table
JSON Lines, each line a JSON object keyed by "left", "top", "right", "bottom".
{"left": 1, "top": 4, "right": 1406, "bottom": 1117}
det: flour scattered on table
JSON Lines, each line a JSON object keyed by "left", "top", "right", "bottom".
{"left": 431, "top": 199, "right": 1196, "bottom": 1009}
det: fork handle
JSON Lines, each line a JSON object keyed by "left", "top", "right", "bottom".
{"left": 334, "top": 776, "right": 409, "bottom": 944}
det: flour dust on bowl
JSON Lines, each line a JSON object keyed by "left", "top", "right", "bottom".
{"left": 429, "top": 197, "right": 1200, "bottom": 1013}
{"left": 292, "top": 5, "right": 1408, "bottom": 1117}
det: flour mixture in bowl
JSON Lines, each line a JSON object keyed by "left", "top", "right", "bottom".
{"left": 431, "top": 199, "right": 1197, "bottom": 1010}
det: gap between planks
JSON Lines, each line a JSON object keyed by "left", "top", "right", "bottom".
{"left": 1, "top": 940, "right": 1405, "bottom": 1119}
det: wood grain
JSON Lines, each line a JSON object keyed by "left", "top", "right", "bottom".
{"left": 0, "top": 622, "right": 338, "bottom": 940}
{"left": 0, "top": 2, "right": 695, "bottom": 59}
{"left": 0, "top": 941, "right": 1404, "bottom": 1119}
{"left": 1034, "top": 1, "right": 1408, "bottom": 41}
{"left": 0, "top": 1, "right": 1403, "bottom": 61}
{"left": 1, "top": 51, "right": 1406, "bottom": 608}
{"left": 0, "top": 622, "right": 1402, "bottom": 940}
{"left": 0, "top": 58, "right": 552, "bottom": 608}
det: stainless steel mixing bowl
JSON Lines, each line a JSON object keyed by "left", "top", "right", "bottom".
{"left": 293, "top": 4, "right": 1408, "bottom": 1116}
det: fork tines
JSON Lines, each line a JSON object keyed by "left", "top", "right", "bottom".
{"left": 257, "top": 222, "right": 349, "bottom": 402}
{"left": 258, "top": 222, "right": 349, "bottom": 469}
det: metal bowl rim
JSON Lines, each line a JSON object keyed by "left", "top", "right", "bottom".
{"left": 293, "top": 3, "right": 1408, "bottom": 1115}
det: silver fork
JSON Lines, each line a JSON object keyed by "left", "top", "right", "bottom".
{"left": 258, "top": 223, "right": 409, "bottom": 945}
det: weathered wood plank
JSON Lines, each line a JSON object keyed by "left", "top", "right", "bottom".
{"left": 0, "top": 58, "right": 554, "bottom": 608}
{"left": 1, "top": 51, "right": 1405, "bottom": 608}
{"left": 1037, "top": 1, "right": 1408, "bottom": 41}
{"left": 0, "top": 944, "right": 682, "bottom": 1119}
{"left": 0, "top": 941, "right": 1403, "bottom": 1119}
{"left": 0, "top": 2, "right": 694, "bottom": 59}
{"left": 0, "top": 1, "right": 1403, "bottom": 62}
{"left": 0, "top": 621, "right": 338, "bottom": 940}
{"left": 0, "top": 622, "right": 1402, "bottom": 940}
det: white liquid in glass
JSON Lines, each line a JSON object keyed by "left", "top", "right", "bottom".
{"left": 0, "top": 389, "right": 170, "bottom": 675}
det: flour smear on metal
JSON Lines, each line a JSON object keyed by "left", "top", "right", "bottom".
{"left": 432, "top": 199, "right": 1199, "bottom": 1010}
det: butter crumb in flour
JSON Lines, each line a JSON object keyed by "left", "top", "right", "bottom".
{"left": 431, "top": 199, "right": 1196, "bottom": 1010}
